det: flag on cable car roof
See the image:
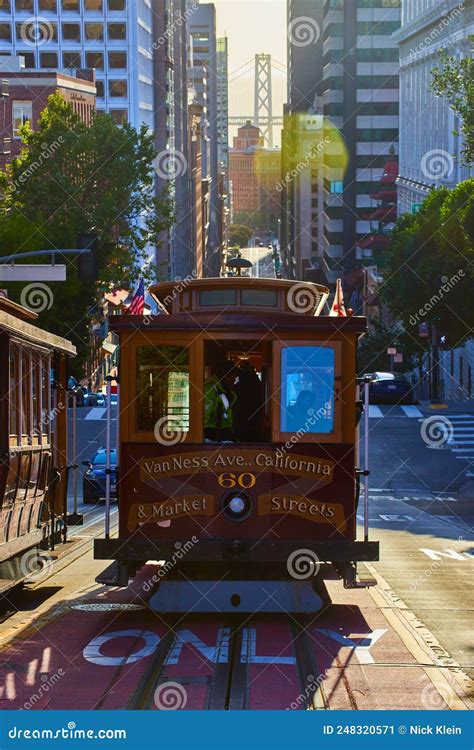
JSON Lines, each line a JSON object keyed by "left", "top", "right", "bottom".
{"left": 329, "top": 278, "right": 347, "bottom": 317}
{"left": 123, "top": 279, "right": 145, "bottom": 315}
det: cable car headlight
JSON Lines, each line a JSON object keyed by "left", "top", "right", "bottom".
{"left": 223, "top": 493, "right": 252, "bottom": 521}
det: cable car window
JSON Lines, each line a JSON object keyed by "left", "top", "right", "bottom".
{"left": 136, "top": 345, "right": 189, "bottom": 433}
{"left": 281, "top": 346, "right": 335, "bottom": 434}
{"left": 199, "top": 289, "right": 237, "bottom": 306}
{"left": 241, "top": 289, "right": 277, "bottom": 307}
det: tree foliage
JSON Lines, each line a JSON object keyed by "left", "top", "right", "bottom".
{"left": 228, "top": 223, "right": 253, "bottom": 248}
{"left": 357, "top": 319, "right": 424, "bottom": 375}
{"left": 430, "top": 51, "right": 474, "bottom": 165}
{"left": 380, "top": 180, "right": 474, "bottom": 351}
{"left": 0, "top": 93, "right": 173, "bottom": 365}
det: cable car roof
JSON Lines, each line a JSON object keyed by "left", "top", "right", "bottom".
{"left": 148, "top": 277, "right": 330, "bottom": 317}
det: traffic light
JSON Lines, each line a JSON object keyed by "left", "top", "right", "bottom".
{"left": 77, "top": 233, "right": 99, "bottom": 281}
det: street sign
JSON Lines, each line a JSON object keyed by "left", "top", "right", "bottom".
{"left": 418, "top": 322, "right": 429, "bottom": 337}
{"left": 394, "top": 353, "right": 403, "bottom": 363}
{"left": 387, "top": 347, "right": 397, "bottom": 355}
{"left": 0, "top": 264, "right": 67, "bottom": 282}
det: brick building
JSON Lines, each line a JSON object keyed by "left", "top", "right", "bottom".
{"left": 229, "top": 120, "right": 281, "bottom": 224}
{"left": 0, "top": 55, "right": 95, "bottom": 169}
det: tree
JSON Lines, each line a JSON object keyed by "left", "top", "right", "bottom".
{"left": 380, "top": 180, "right": 474, "bottom": 350}
{"left": 0, "top": 93, "right": 173, "bottom": 365}
{"left": 357, "top": 319, "right": 424, "bottom": 376}
{"left": 431, "top": 51, "right": 474, "bottom": 165}
{"left": 228, "top": 223, "right": 252, "bottom": 248}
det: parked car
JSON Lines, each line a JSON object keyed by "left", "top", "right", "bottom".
{"left": 366, "top": 372, "right": 414, "bottom": 404}
{"left": 83, "top": 390, "right": 105, "bottom": 407}
{"left": 82, "top": 448, "right": 117, "bottom": 504}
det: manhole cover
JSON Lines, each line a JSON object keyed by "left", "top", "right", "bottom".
{"left": 70, "top": 603, "right": 146, "bottom": 612}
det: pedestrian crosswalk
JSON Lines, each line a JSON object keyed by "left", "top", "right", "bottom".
{"left": 445, "top": 415, "right": 474, "bottom": 463}
{"left": 368, "top": 405, "right": 423, "bottom": 418}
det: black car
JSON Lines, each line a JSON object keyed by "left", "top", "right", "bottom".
{"left": 367, "top": 371, "right": 413, "bottom": 404}
{"left": 82, "top": 448, "right": 117, "bottom": 504}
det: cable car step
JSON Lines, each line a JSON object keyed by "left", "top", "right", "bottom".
{"left": 96, "top": 562, "right": 129, "bottom": 588}
{"left": 149, "top": 580, "right": 325, "bottom": 614}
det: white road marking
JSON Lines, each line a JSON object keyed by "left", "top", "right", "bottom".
{"left": 368, "top": 405, "right": 383, "bottom": 418}
{"left": 85, "top": 408, "right": 106, "bottom": 420}
{"left": 400, "top": 405, "right": 423, "bottom": 417}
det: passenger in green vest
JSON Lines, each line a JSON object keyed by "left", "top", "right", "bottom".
{"left": 204, "top": 362, "right": 237, "bottom": 442}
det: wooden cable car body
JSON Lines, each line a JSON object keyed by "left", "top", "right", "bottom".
{"left": 0, "top": 298, "right": 75, "bottom": 594}
{"left": 95, "top": 278, "right": 378, "bottom": 610}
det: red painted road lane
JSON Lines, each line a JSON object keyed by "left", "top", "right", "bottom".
{"left": 244, "top": 621, "right": 302, "bottom": 710}
{"left": 0, "top": 570, "right": 453, "bottom": 711}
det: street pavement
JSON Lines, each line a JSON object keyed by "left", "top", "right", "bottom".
{"left": 0, "top": 402, "right": 470, "bottom": 709}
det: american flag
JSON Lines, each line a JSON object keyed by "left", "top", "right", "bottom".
{"left": 124, "top": 279, "right": 145, "bottom": 316}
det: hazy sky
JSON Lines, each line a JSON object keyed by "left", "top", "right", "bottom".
{"left": 212, "top": 0, "right": 288, "bottom": 145}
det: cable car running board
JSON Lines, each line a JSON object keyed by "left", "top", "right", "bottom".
{"left": 149, "top": 580, "right": 326, "bottom": 614}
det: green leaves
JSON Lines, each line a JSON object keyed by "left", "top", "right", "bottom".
{"left": 431, "top": 51, "right": 474, "bottom": 166}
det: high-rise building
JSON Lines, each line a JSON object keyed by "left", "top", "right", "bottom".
{"left": 216, "top": 35, "right": 228, "bottom": 171}
{"left": 281, "top": 0, "right": 325, "bottom": 280}
{"left": 187, "top": 0, "right": 219, "bottom": 276}
{"left": 395, "top": 0, "right": 474, "bottom": 216}
{"left": 321, "top": 0, "right": 401, "bottom": 286}
{"left": 0, "top": 0, "right": 156, "bottom": 130}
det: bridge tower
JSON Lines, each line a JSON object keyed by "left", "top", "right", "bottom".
{"left": 254, "top": 54, "right": 273, "bottom": 148}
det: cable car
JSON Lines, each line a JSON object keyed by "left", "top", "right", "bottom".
{"left": 0, "top": 297, "right": 76, "bottom": 594}
{"left": 95, "top": 277, "right": 378, "bottom": 612}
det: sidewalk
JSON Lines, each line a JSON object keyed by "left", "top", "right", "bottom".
{"left": 419, "top": 399, "right": 474, "bottom": 413}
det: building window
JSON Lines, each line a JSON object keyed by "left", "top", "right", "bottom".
{"left": 0, "top": 23, "right": 10, "bottom": 40}
{"left": 95, "top": 79, "right": 104, "bottom": 97}
{"left": 85, "top": 22, "right": 103, "bottom": 40}
{"left": 63, "top": 50, "right": 81, "bottom": 68}
{"left": 62, "top": 0, "right": 79, "bottom": 9}
{"left": 108, "top": 51, "right": 126, "bottom": 68}
{"left": 85, "top": 0, "right": 102, "bottom": 7}
{"left": 62, "top": 22, "right": 80, "bottom": 41}
{"left": 108, "top": 0, "right": 125, "bottom": 9}
{"left": 40, "top": 51, "right": 57, "bottom": 67}
{"left": 39, "top": 0, "right": 56, "bottom": 9}
{"left": 12, "top": 101, "right": 32, "bottom": 139}
{"left": 86, "top": 51, "right": 103, "bottom": 68}
{"left": 108, "top": 79, "right": 127, "bottom": 97}
{"left": 110, "top": 109, "right": 127, "bottom": 125}
{"left": 329, "top": 181, "right": 344, "bottom": 194}
{"left": 108, "top": 22, "right": 126, "bottom": 40}
{"left": 17, "top": 20, "right": 57, "bottom": 40}
{"left": 21, "top": 51, "right": 35, "bottom": 67}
